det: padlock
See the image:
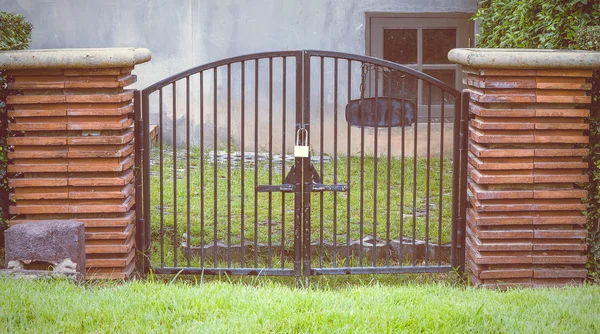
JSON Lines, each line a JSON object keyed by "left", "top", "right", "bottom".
{"left": 294, "top": 128, "right": 309, "bottom": 158}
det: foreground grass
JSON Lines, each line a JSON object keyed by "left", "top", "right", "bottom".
{"left": 1, "top": 278, "right": 599, "bottom": 333}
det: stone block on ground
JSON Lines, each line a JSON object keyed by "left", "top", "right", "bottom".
{"left": 4, "top": 220, "right": 86, "bottom": 280}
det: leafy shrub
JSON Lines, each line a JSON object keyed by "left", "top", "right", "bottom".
{"left": 0, "top": 12, "right": 32, "bottom": 253}
{"left": 0, "top": 12, "right": 33, "bottom": 51}
{"left": 474, "top": 0, "right": 600, "bottom": 49}
{"left": 576, "top": 26, "right": 600, "bottom": 282}
{"left": 474, "top": 1, "right": 600, "bottom": 281}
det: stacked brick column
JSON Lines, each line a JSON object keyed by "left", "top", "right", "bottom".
{"left": 1, "top": 48, "right": 150, "bottom": 279}
{"left": 449, "top": 49, "right": 600, "bottom": 288}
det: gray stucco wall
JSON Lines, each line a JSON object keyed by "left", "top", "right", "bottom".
{"left": 1, "top": 0, "right": 477, "bottom": 156}
{"left": 2, "top": 0, "right": 476, "bottom": 89}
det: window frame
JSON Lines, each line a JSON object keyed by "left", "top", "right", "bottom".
{"left": 366, "top": 12, "right": 474, "bottom": 118}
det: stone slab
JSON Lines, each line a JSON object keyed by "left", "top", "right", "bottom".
{"left": 0, "top": 48, "right": 151, "bottom": 69}
{"left": 448, "top": 48, "right": 600, "bottom": 69}
{"left": 86, "top": 260, "right": 135, "bottom": 280}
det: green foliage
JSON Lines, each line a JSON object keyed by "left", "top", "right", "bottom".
{"left": 474, "top": 1, "right": 600, "bottom": 281}
{"left": 577, "top": 26, "right": 600, "bottom": 282}
{"left": 0, "top": 12, "right": 32, "bottom": 253}
{"left": 474, "top": 0, "right": 600, "bottom": 49}
{"left": 0, "top": 12, "right": 33, "bottom": 51}
{"left": 577, "top": 26, "right": 600, "bottom": 51}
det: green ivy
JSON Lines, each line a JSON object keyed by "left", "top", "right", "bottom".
{"left": 474, "top": 1, "right": 600, "bottom": 281}
{"left": 0, "top": 12, "right": 32, "bottom": 251}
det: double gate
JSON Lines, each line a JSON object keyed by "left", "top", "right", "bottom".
{"left": 134, "top": 50, "right": 468, "bottom": 277}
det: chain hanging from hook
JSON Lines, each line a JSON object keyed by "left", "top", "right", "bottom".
{"left": 358, "top": 63, "right": 407, "bottom": 100}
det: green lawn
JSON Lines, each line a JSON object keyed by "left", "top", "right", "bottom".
{"left": 149, "top": 146, "right": 454, "bottom": 267}
{"left": 1, "top": 278, "right": 598, "bottom": 333}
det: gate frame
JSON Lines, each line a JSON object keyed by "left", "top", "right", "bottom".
{"left": 133, "top": 50, "right": 468, "bottom": 277}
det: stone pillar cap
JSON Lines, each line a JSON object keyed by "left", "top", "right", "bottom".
{"left": 0, "top": 47, "right": 151, "bottom": 69}
{"left": 448, "top": 48, "right": 600, "bottom": 69}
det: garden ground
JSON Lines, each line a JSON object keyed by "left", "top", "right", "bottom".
{"left": 1, "top": 276, "right": 598, "bottom": 333}
{"left": 149, "top": 146, "right": 454, "bottom": 268}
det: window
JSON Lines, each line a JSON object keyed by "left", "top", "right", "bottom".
{"left": 366, "top": 13, "right": 474, "bottom": 117}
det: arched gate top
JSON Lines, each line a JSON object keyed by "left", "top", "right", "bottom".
{"left": 142, "top": 50, "right": 461, "bottom": 98}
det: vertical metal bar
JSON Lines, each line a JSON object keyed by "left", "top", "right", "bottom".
{"left": 240, "top": 62, "right": 246, "bottom": 268}
{"left": 385, "top": 72, "right": 392, "bottom": 267}
{"left": 268, "top": 57, "right": 273, "bottom": 269}
{"left": 159, "top": 88, "right": 164, "bottom": 267}
{"left": 346, "top": 60, "right": 352, "bottom": 268}
{"left": 172, "top": 82, "right": 178, "bottom": 268}
{"left": 373, "top": 66, "right": 379, "bottom": 267}
{"left": 213, "top": 68, "right": 218, "bottom": 267}
{"left": 332, "top": 58, "right": 338, "bottom": 268}
{"left": 254, "top": 59, "right": 259, "bottom": 268}
{"left": 293, "top": 53, "right": 303, "bottom": 277}
{"left": 281, "top": 57, "right": 287, "bottom": 269}
{"left": 411, "top": 79, "right": 418, "bottom": 267}
{"left": 142, "top": 90, "right": 151, "bottom": 273}
{"left": 451, "top": 91, "right": 461, "bottom": 269}
{"left": 425, "top": 83, "right": 432, "bottom": 266}
{"left": 319, "top": 56, "right": 324, "bottom": 268}
{"left": 200, "top": 71, "right": 206, "bottom": 268}
{"left": 438, "top": 93, "right": 445, "bottom": 266}
{"left": 134, "top": 90, "right": 143, "bottom": 267}
{"left": 459, "top": 91, "right": 469, "bottom": 273}
{"left": 186, "top": 76, "right": 191, "bottom": 268}
{"left": 302, "top": 51, "right": 311, "bottom": 278}
{"left": 399, "top": 77, "right": 406, "bottom": 266}
{"left": 359, "top": 62, "right": 365, "bottom": 268}
{"left": 227, "top": 64, "right": 232, "bottom": 268}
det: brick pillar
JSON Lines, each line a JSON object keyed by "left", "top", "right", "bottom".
{"left": 449, "top": 49, "right": 600, "bottom": 288}
{"left": 0, "top": 48, "right": 151, "bottom": 279}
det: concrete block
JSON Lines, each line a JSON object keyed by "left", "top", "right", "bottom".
{"left": 4, "top": 220, "right": 86, "bottom": 280}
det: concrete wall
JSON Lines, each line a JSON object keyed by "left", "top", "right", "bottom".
{"left": 2, "top": 0, "right": 477, "bottom": 156}
{"left": 3, "top": 0, "right": 476, "bottom": 89}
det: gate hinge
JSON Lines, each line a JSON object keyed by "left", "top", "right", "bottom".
{"left": 456, "top": 217, "right": 465, "bottom": 249}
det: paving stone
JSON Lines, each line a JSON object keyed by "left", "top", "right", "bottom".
{"left": 469, "top": 154, "right": 534, "bottom": 171}
{"left": 532, "top": 216, "right": 586, "bottom": 225}
{"left": 536, "top": 109, "right": 590, "bottom": 117}
{"left": 533, "top": 269, "right": 587, "bottom": 279}
{"left": 67, "top": 102, "right": 134, "bottom": 116}
{"left": 469, "top": 142, "right": 534, "bottom": 158}
{"left": 469, "top": 104, "right": 536, "bottom": 117}
{"left": 86, "top": 248, "right": 135, "bottom": 268}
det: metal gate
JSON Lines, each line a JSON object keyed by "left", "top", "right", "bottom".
{"left": 134, "top": 50, "right": 468, "bottom": 278}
